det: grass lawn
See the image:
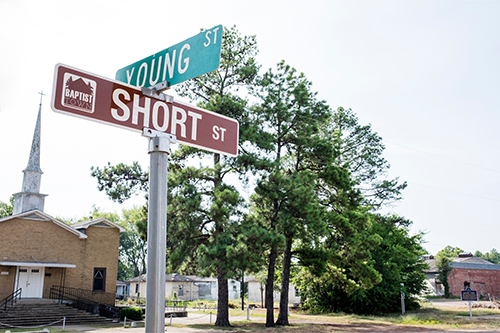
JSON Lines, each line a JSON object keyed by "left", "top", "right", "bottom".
{"left": 185, "top": 300, "right": 500, "bottom": 331}
{"left": 4, "top": 299, "right": 500, "bottom": 332}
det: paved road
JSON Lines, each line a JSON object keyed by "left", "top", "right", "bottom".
{"left": 431, "top": 299, "right": 472, "bottom": 308}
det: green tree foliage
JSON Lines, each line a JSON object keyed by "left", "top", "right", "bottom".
{"left": 299, "top": 214, "right": 427, "bottom": 314}
{"left": 292, "top": 106, "right": 413, "bottom": 316}
{"left": 249, "top": 61, "right": 356, "bottom": 326}
{"left": 0, "top": 197, "right": 14, "bottom": 218}
{"left": 91, "top": 26, "right": 260, "bottom": 327}
{"left": 167, "top": 25, "right": 260, "bottom": 327}
{"left": 296, "top": 205, "right": 383, "bottom": 312}
{"left": 81, "top": 206, "right": 147, "bottom": 281}
{"left": 474, "top": 249, "right": 500, "bottom": 264}
{"left": 89, "top": 25, "right": 425, "bottom": 320}
{"left": 328, "top": 107, "right": 407, "bottom": 208}
{"left": 84, "top": 206, "right": 120, "bottom": 223}
{"left": 436, "top": 256, "right": 453, "bottom": 298}
{"left": 435, "top": 246, "right": 469, "bottom": 298}
{"left": 437, "top": 245, "right": 464, "bottom": 258}
{"left": 90, "top": 162, "right": 148, "bottom": 204}
{"left": 119, "top": 207, "right": 147, "bottom": 280}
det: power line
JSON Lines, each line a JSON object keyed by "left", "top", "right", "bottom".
{"left": 386, "top": 141, "right": 500, "bottom": 174}
{"left": 408, "top": 181, "right": 500, "bottom": 203}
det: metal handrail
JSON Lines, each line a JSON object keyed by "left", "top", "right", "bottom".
{"left": 0, "top": 288, "right": 22, "bottom": 310}
{"left": 50, "top": 286, "right": 120, "bottom": 319}
{"left": 117, "top": 296, "right": 187, "bottom": 311}
{"left": 165, "top": 300, "right": 188, "bottom": 311}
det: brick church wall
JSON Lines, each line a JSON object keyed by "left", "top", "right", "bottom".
{"left": 0, "top": 216, "right": 120, "bottom": 305}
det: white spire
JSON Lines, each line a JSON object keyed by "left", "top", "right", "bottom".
{"left": 25, "top": 100, "right": 43, "bottom": 174}
{"left": 12, "top": 93, "right": 48, "bottom": 214}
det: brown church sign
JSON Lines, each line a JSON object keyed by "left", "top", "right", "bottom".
{"left": 51, "top": 63, "right": 239, "bottom": 156}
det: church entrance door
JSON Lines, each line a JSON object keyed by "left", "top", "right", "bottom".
{"left": 18, "top": 267, "right": 44, "bottom": 298}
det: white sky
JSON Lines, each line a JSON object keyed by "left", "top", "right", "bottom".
{"left": 1, "top": 0, "right": 499, "bottom": 256}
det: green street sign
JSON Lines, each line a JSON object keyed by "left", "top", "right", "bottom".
{"left": 115, "top": 25, "right": 222, "bottom": 88}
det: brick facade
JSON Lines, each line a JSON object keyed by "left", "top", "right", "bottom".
{"left": 0, "top": 211, "right": 122, "bottom": 305}
{"left": 424, "top": 256, "right": 500, "bottom": 298}
{"left": 448, "top": 268, "right": 500, "bottom": 298}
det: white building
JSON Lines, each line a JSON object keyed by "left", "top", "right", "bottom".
{"left": 125, "top": 273, "right": 241, "bottom": 301}
{"left": 246, "top": 276, "right": 301, "bottom": 307}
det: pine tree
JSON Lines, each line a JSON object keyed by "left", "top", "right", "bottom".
{"left": 166, "top": 25, "right": 260, "bottom": 327}
{"left": 91, "top": 26, "right": 260, "bottom": 327}
{"left": 249, "top": 61, "right": 345, "bottom": 326}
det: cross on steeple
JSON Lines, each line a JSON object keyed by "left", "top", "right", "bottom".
{"left": 38, "top": 91, "right": 45, "bottom": 105}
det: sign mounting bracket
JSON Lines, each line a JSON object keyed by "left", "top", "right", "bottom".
{"left": 142, "top": 128, "right": 177, "bottom": 153}
{"left": 141, "top": 86, "right": 174, "bottom": 103}
{"left": 149, "top": 81, "right": 170, "bottom": 92}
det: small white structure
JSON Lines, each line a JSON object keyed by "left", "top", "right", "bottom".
{"left": 116, "top": 280, "right": 128, "bottom": 298}
{"left": 246, "top": 276, "right": 300, "bottom": 306}
{"left": 125, "top": 273, "right": 241, "bottom": 301}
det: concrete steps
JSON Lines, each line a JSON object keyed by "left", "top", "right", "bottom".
{"left": 0, "top": 300, "right": 114, "bottom": 327}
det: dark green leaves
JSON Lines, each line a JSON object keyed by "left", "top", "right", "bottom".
{"left": 90, "top": 161, "right": 148, "bottom": 204}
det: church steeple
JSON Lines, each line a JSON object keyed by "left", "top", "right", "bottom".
{"left": 25, "top": 101, "right": 43, "bottom": 174}
{"left": 12, "top": 92, "right": 48, "bottom": 214}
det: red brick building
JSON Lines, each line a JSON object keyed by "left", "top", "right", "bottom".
{"left": 424, "top": 254, "right": 500, "bottom": 298}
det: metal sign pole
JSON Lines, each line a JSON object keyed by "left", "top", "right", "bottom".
{"left": 143, "top": 128, "right": 176, "bottom": 332}
{"left": 400, "top": 283, "right": 405, "bottom": 315}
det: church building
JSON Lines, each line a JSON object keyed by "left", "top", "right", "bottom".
{"left": 0, "top": 99, "right": 124, "bottom": 306}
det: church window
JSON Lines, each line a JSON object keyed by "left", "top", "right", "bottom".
{"left": 93, "top": 268, "right": 106, "bottom": 292}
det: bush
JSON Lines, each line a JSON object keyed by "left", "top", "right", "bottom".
{"left": 298, "top": 214, "right": 428, "bottom": 315}
{"left": 120, "top": 307, "right": 143, "bottom": 320}
{"left": 228, "top": 301, "right": 237, "bottom": 309}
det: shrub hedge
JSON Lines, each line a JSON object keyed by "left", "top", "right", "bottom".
{"left": 120, "top": 307, "right": 143, "bottom": 320}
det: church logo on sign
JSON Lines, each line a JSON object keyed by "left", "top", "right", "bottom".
{"left": 62, "top": 73, "right": 96, "bottom": 113}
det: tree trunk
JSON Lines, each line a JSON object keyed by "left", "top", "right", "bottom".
{"left": 213, "top": 152, "right": 231, "bottom": 326}
{"left": 265, "top": 247, "right": 277, "bottom": 327}
{"left": 215, "top": 264, "right": 231, "bottom": 326}
{"left": 276, "top": 237, "right": 292, "bottom": 325}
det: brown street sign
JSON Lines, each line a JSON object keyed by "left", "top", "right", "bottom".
{"left": 51, "top": 63, "right": 238, "bottom": 156}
